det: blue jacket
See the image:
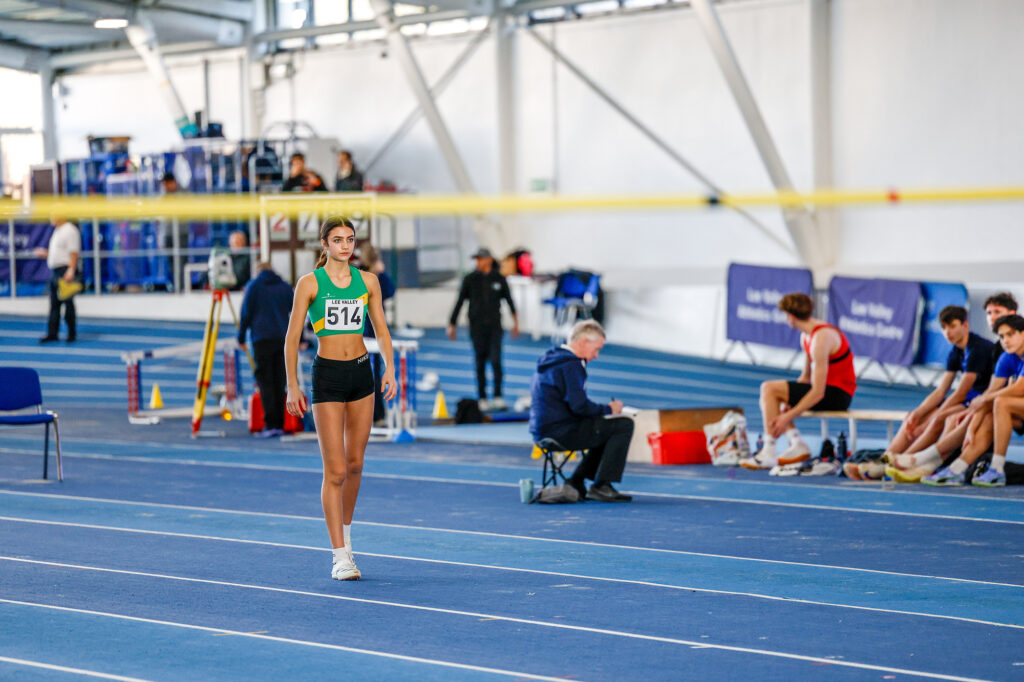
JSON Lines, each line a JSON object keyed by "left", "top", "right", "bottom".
{"left": 529, "top": 345, "right": 610, "bottom": 441}
{"left": 238, "top": 269, "right": 293, "bottom": 344}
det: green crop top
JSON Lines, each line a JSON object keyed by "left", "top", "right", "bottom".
{"left": 307, "top": 266, "right": 369, "bottom": 337}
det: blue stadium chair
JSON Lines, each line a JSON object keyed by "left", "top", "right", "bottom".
{"left": 543, "top": 269, "right": 601, "bottom": 340}
{"left": 0, "top": 367, "right": 63, "bottom": 481}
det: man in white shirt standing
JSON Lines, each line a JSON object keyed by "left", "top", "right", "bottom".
{"left": 34, "top": 216, "right": 81, "bottom": 343}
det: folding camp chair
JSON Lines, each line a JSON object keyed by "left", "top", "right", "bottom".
{"left": 0, "top": 367, "right": 64, "bottom": 481}
{"left": 535, "top": 437, "right": 585, "bottom": 489}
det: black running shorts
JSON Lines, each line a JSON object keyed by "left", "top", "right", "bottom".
{"left": 311, "top": 354, "right": 375, "bottom": 404}
{"left": 786, "top": 381, "right": 853, "bottom": 411}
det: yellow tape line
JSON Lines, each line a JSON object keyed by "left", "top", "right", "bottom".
{"left": 3, "top": 186, "right": 1024, "bottom": 221}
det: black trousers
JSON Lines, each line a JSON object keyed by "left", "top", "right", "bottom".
{"left": 47, "top": 266, "right": 76, "bottom": 339}
{"left": 552, "top": 415, "right": 634, "bottom": 484}
{"left": 253, "top": 338, "right": 287, "bottom": 430}
{"left": 469, "top": 324, "right": 503, "bottom": 399}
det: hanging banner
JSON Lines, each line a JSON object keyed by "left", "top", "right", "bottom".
{"left": 0, "top": 222, "right": 53, "bottom": 288}
{"left": 828, "top": 276, "right": 922, "bottom": 367}
{"left": 726, "top": 263, "right": 814, "bottom": 349}
{"left": 916, "top": 281, "right": 968, "bottom": 367}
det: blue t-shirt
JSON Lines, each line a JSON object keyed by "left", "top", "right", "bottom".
{"left": 946, "top": 332, "right": 995, "bottom": 394}
{"left": 994, "top": 351, "right": 1023, "bottom": 380}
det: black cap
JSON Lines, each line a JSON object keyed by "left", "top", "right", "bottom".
{"left": 470, "top": 247, "right": 494, "bottom": 259}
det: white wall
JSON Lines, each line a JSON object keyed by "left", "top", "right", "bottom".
{"left": 39, "top": 0, "right": 1024, "bottom": 359}
{"left": 832, "top": 0, "right": 1024, "bottom": 271}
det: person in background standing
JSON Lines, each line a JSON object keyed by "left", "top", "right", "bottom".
{"left": 447, "top": 247, "right": 519, "bottom": 410}
{"left": 357, "top": 242, "right": 396, "bottom": 426}
{"left": 238, "top": 262, "right": 295, "bottom": 438}
{"left": 335, "top": 151, "right": 364, "bottom": 193}
{"left": 283, "top": 153, "right": 327, "bottom": 192}
{"left": 229, "top": 230, "right": 252, "bottom": 291}
{"left": 35, "top": 216, "right": 81, "bottom": 343}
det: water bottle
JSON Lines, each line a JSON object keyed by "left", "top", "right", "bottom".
{"left": 755, "top": 433, "right": 764, "bottom": 454}
{"left": 519, "top": 478, "right": 535, "bottom": 503}
{"left": 836, "top": 432, "right": 847, "bottom": 462}
{"left": 881, "top": 467, "right": 895, "bottom": 491}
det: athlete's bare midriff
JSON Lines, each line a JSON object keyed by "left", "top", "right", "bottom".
{"left": 316, "top": 333, "right": 369, "bottom": 361}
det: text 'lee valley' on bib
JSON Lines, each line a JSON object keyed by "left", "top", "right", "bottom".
{"left": 324, "top": 298, "right": 364, "bottom": 331}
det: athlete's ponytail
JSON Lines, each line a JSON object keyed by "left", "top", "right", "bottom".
{"left": 315, "top": 216, "right": 355, "bottom": 270}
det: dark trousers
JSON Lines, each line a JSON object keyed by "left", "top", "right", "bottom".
{"left": 253, "top": 338, "right": 287, "bottom": 430}
{"left": 554, "top": 415, "right": 634, "bottom": 484}
{"left": 469, "top": 324, "right": 503, "bottom": 399}
{"left": 47, "top": 267, "right": 76, "bottom": 339}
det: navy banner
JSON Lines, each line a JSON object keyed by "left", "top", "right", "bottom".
{"left": 726, "top": 263, "right": 814, "bottom": 349}
{"left": 916, "top": 282, "right": 968, "bottom": 367}
{"left": 0, "top": 222, "right": 53, "bottom": 290}
{"left": 828, "top": 276, "right": 922, "bottom": 367}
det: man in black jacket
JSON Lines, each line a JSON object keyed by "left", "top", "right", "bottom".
{"left": 529, "top": 320, "right": 633, "bottom": 502}
{"left": 447, "top": 248, "right": 519, "bottom": 410}
{"left": 238, "top": 262, "right": 294, "bottom": 437}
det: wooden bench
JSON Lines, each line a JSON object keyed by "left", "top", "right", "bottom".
{"left": 804, "top": 409, "right": 907, "bottom": 454}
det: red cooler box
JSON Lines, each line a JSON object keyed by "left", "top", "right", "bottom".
{"left": 647, "top": 431, "right": 711, "bottom": 465}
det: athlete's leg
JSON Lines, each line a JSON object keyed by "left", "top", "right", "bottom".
{"left": 314, "top": 401, "right": 347, "bottom": 549}
{"left": 469, "top": 325, "right": 488, "bottom": 399}
{"left": 759, "top": 380, "right": 789, "bottom": 429}
{"left": 958, "top": 412, "right": 994, "bottom": 467}
{"left": 888, "top": 407, "right": 937, "bottom": 454}
{"left": 341, "top": 393, "right": 373, "bottom": 526}
{"left": 906, "top": 404, "right": 965, "bottom": 453}
{"left": 992, "top": 397, "right": 1024, "bottom": 473}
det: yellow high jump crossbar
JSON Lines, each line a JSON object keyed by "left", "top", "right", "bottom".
{"left": 3, "top": 185, "right": 1024, "bottom": 221}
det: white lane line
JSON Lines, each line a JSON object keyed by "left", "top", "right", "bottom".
{"left": 0, "top": 598, "right": 559, "bottom": 681}
{"left": 2, "top": 516, "right": 1021, "bottom": 631}
{"left": 3, "top": 447, "right": 1024, "bottom": 526}
{"left": 1, "top": 493, "right": 1022, "bottom": 590}
{"left": 0, "top": 564, "right": 988, "bottom": 682}
{"left": 0, "top": 656, "right": 149, "bottom": 681}
{"left": 5, "top": 438, "right": 1021, "bottom": 506}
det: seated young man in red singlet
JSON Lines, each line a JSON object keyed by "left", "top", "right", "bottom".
{"left": 741, "top": 293, "right": 857, "bottom": 470}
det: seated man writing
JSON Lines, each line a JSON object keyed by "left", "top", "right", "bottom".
{"left": 529, "top": 320, "right": 634, "bottom": 502}
{"left": 741, "top": 292, "right": 857, "bottom": 470}
{"left": 883, "top": 305, "right": 993, "bottom": 459}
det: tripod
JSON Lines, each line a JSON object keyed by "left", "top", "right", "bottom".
{"left": 191, "top": 288, "right": 256, "bottom": 437}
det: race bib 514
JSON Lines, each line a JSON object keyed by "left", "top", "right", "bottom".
{"left": 324, "top": 298, "right": 364, "bottom": 331}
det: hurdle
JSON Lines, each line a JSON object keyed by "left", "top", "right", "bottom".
{"left": 368, "top": 337, "right": 419, "bottom": 442}
{"left": 122, "top": 338, "right": 245, "bottom": 425}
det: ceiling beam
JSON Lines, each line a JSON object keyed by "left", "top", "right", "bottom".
{"left": 0, "top": 39, "right": 46, "bottom": 72}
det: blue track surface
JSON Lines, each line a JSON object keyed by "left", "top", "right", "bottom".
{"left": 2, "top": 314, "right": 1024, "bottom": 680}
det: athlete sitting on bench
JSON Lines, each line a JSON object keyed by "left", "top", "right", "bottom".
{"left": 741, "top": 293, "right": 857, "bottom": 470}
{"left": 883, "top": 305, "right": 993, "bottom": 461}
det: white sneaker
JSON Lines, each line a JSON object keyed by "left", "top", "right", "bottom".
{"left": 740, "top": 450, "right": 777, "bottom": 470}
{"left": 490, "top": 396, "right": 508, "bottom": 410}
{"left": 777, "top": 441, "right": 812, "bottom": 465}
{"left": 332, "top": 553, "right": 361, "bottom": 581}
{"left": 478, "top": 398, "right": 491, "bottom": 411}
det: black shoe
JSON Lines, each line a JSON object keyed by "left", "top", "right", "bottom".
{"left": 567, "top": 478, "right": 587, "bottom": 501}
{"left": 586, "top": 483, "right": 632, "bottom": 502}
{"left": 39, "top": 335, "right": 59, "bottom": 343}
{"left": 65, "top": 336, "right": 76, "bottom": 343}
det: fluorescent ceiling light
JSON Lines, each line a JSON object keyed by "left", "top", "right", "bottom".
{"left": 94, "top": 18, "right": 129, "bottom": 29}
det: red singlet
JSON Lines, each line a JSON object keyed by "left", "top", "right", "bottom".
{"left": 802, "top": 324, "right": 857, "bottom": 397}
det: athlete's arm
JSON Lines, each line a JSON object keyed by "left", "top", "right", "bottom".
{"left": 906, "top": 372, "right": 955, "bottom": 430}
{"left": 284, "top": 273, "right": 316, "bottom": 416}
{"left": 943, "top": 371, "right": 976, "bottom": 407}
{"left": 796, "top": 351, "right": 811, "bottom": 384}
{"left": 364, "top": 272, "right": 398, "bottom": 401}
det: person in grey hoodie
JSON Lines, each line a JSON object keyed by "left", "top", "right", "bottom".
{"left": 529, "top": 320, "right": 633, "bottom": 502}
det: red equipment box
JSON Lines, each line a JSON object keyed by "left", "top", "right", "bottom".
{"left": 647, "top": 431, "right": 711, "bottom": 465}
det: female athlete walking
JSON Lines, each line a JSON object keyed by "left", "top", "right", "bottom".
{"left": 285, "top": 216, "right": 397, "bottom": 580}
